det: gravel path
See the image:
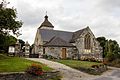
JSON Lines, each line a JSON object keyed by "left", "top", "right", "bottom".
{"left": 26, "top": 58, "right": 120, "bottom": 80}
{"left": 92, "top": 67, "right": 120, "bottom": 80}
{"left": 26, "top": 58, "right": 94, "bottom": 80}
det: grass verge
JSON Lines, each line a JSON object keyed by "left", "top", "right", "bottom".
{"left": 53, "top": 59, "right": 102, "bottom": 68}
{"left": 52, "top": 59, "right": 107, "bottom": 75}
{"left": 0, "top": 54, "right": 52, "bottom": 72}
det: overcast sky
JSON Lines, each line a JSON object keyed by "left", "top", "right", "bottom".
{"left": 4, "top": 0, "right": 120, "bottom": 45}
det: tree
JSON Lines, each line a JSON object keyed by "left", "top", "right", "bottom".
{"left": 0, "top": 34, "right": 17, "bottom": 53}
{"left": 97, "top": 37, "right": 120, "bottom": 61}
{"left": 0, "top": 0, "right": 22, "bottom": 35}
{"left": 0, "top": 0, "right": 22, "bottom": 53}
{"left": 96, "top": 37, "right": 106, "bottom": 58}
{"left": 19, "top": 39, "right": 25, "bottom": 49}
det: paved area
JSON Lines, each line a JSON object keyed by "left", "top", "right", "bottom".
{"left": 26, "top": 58, "right": 120, "bottom": 80}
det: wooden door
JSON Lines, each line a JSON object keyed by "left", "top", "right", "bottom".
{"left": 62, "top": 48, "right": 66, "bottom": 59}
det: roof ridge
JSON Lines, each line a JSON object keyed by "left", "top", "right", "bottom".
{"left": 39, "top": 29, "right": 73, "bottom": 33}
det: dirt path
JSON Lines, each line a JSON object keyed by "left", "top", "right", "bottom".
{"left": 26, "top": 58, "right": 95, "bottom": 80}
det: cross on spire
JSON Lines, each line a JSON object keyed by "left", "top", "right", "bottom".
{"left": 46, "top": 11, "right": 47, "bottom": 16}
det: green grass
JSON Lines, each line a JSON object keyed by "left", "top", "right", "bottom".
{"left": 52, "top": 59, "right": 105, "bottom": 75}
{"left": 0, "top": 54, "right": 52, "bottom": 72}
{"left": 53, "top": 59, "right": 102, "bottom": 69}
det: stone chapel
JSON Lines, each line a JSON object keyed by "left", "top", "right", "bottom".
{"left": 33, "top": 15, "right": 103, "bottom": 60}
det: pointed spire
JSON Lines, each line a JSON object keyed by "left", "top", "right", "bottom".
{"left": 39, "top": 12, "right": 54, "bottom": 29}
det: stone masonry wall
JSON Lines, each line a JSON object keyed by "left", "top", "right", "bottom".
{"left": 44, "top": 47, "right": 76, "bottom": 59}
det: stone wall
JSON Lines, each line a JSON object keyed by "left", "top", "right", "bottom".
{"left": 74, "top": 27, "right": 103, "bottom": 60}
{"left": 44, "top": 47, "right": 77, "bottom": 59}
{"left": 33, "top": 29, "right": 43, "bottom": 54}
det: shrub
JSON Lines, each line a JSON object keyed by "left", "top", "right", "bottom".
{"left": 80, "top": 57, "right": 99, "bottom": 62}
{"left": 108, "top": 59, "right": 120, "bottom": 68}
{"left": 42, "top": 54, "right": 57, "bottom": 59}
{"left": 47, "top": 55, "right": 56, "bottom": 59}
{"left": 102, "top": 59, "right": 108, "bottom": 65}
{"left": 26, "top": 63, "right": 43, "bottom": 76}
{"left": 91, "top": 65, "right": 99, "bottom": 68}
{"left": 90, "top": 64, "right": 108, "bottom": 75}
{"left": 106, "top": 52, "right": 115, "bottom": 61}
{"left": 42, "top": 54, "right": 48, "bottom": 59}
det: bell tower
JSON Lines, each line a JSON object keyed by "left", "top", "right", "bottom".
{"left": 39, "top": 13, "right": 54, "bottom": 30}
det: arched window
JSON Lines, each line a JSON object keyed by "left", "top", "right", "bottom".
{"left": 84, "top": 34, "right": 91, "bottom": 49}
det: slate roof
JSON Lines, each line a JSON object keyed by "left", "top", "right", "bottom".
{"left": 39, "top": 15, "right": 54, "bottom": 28}
{"left": 70, "top": 27, "right": 87, "bottom": 42}
{"left": 39, "top": 29, "right": 73, "bottom": 42}
{"left": 38, "top": 27, "right": 88, "bottom": 46}
{"left": 43, "top": 36, "right": 75, "bottom": 47}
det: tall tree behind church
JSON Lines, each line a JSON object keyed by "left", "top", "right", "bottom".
{"left": 96, "top": 37, "right": 120, "bottom": 61}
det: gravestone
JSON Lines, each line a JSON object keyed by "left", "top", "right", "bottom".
{"left": 24, "top": 41, "right": 30, "bottom": 57}
{"left": 15, "top": 40, "right": 21, "bottom": 56}
{"left": 8, "top": 46, "right": 15, "bottom": 56}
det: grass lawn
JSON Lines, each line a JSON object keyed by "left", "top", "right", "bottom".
{"left": 0, "top": 54, "right": 52, "bottom": 72}
{"left": 52, "top": 59, "right": 106, "bottom": 75}
{"left": 53, "top": 59, "right": 102, "bottom": 69}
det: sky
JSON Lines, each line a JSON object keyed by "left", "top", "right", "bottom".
{"left": 3, "top": 0, "right": 120, "bottom": 45}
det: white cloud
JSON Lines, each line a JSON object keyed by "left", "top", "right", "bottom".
{"left": 6, "top": 0, "right": 120, "bottom": 45}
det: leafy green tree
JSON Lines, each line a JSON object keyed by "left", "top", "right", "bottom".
{"left": 108, "top": 40, "right": 120, "bottom": 59}
{"left": 0, "top": 34, "right": 17, "bottom": 52}
{"left": 104, "top": 40, "right": 108, "bottom": 57}
{"left": 0, "top": 0, "right": 22, "bottom": 53}
{"left": 96, "top": 37, "right": 106, "bottom": 58}
{"left": 97, "top": 37, "right": 120, "bottom": 61}
{"left": 0, "top": 1, "right": 22, "bottom": 35}
{"left": 19, "top": 39, "right": 25, "bottom": 49}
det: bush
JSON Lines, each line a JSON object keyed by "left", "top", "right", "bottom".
{"left": 26, "top": 63, "right": 43, "bottom": 76}
{"left": 108, "top": 59, "right": 120, "bottom": 68}
{"left": 47, "top": 55, "right": 56, "bottom": 59}
{"left": 42, "top": 54, "right": 57, "bottom": 59}
{"left": 42, "top": 54, "right": 48, "bottom": 59}
{"left": 102, "top": 59, "right": 108, "bottom": 65}
{"left": 91, "top": 65, "right": 99, "bottom": 68}
{"left": 80, "top": 57, "right": 100, "bottom": 62}
{"left": 75, "top": 64, "right": 108, "bottom": 75}
{"left": 106, "top": 52, "right": 115, "bottom": 61}
{"left": 91, "top": 64, "right": 108, "bottom": 75}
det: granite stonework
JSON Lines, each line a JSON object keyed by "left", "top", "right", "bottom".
{"left": 32, "top": 15, "right": 103, "bottom": 61}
